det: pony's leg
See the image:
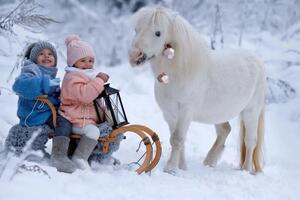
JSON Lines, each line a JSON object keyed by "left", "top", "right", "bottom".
{"left": 164, "top": 106, "right": 192, "bottom": 173}
{"left": 179, "top": 144, "right": 187, "bottom": 170}
{"left": 203, "top": 122, "right": 231, "bottom": 167}
{"left": 240, "top": 110, "right": 260, "bottom": 173}
{"left": 162, "top": 109, "right": 179, "bottom": 173}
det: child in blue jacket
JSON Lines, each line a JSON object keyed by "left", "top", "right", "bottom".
{"left": 13, "top": 42, "right": 60, "bottom": 127}
{"left": 6, "top": 41, "right": 76, "bottom": 173}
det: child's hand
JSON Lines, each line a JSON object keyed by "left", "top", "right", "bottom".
{"left": 96, "top": 72, "right": 109, "bottom": 83}
{"left": 49, "top": 78, "right": 61, "bottom": 87}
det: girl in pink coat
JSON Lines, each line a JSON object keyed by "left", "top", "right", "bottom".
{"left": 59, "top": 34, "right": 109, "bottom": 170}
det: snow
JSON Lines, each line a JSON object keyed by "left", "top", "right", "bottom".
{"left": 1, "top": 3, "right": 300, "bottom": 200}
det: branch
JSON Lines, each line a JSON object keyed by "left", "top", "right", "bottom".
{"left": 6, "top": 43, "right": 30, "bottom": 83}
{"left": 1, "top": 0, "right": 26, "bottom": 23}
{"left": 67, "top": 0, "right": 99, "bottom": 21}
{"left": 0, "top": 0, "right": 58, "bottom": 34}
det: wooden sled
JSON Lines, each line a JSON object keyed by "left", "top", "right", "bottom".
{"left": 37, "top": 93, "right": 161, "bottom": 175}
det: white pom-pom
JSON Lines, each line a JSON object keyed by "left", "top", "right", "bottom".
{"left": 161, "top": 74, "right": 169, "bottom": 84}
{"left": 163, "top": 48, "right": 175, "bottom": 59}
{"left": 65, "top": 34, "right": 81, "bottom": 46}
{"left": 157, "top": 72, "right": 169, "bottom": 84}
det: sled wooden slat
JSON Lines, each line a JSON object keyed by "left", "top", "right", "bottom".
{"left": 128, "top": 125, "right": 162, "bottom": 173}
{"left": 105, "top": 125, "right": 153, "bottom": 174}
{"left": 70, "top": 134, "right": 123, "bottom": 143}
{"left": 36, "top": 95, "right": 57, "bottom": 127}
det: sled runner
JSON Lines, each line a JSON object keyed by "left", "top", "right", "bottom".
{"left": 37, "top": 84, "right": 161, "bottom": 174}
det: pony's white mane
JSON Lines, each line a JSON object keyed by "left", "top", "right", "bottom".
{"left": 167, "top": 10, "right": 210, "bottom": 69}
{"left": 133, "top": 6, "right": 210, "bottom": 72}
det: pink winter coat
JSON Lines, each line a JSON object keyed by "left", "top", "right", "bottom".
{"left": 59, "top": 71, "right": 105, "bottom": 127}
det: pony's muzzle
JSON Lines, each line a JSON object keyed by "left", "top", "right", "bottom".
{"left": 129, "top": 48, "right": 146, "bottom": 66}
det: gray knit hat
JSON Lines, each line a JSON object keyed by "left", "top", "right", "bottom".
{"left": 29, "top": 41, "right": 57, "bottom": 66}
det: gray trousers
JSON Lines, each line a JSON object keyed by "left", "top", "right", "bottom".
{"left": 46, "top": 114, "right": 72, "bottom": 137}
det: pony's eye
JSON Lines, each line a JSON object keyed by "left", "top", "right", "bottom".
{"left": 155, "top": 31, "right": 161, "bottom": 37}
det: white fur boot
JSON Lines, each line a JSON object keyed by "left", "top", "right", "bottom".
{"left": 72, "top": 135, "right": 98, "bottom": 170}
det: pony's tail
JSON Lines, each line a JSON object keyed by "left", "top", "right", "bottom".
{"left": 240, "top": 110, "right": 264, "bottom": 172}
{"left": 240, "top": 119, "right": 246, "bottom": 169}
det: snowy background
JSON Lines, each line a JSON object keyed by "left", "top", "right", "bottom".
{"left": 0, "top": 0, "right": 300, "bottom": 199}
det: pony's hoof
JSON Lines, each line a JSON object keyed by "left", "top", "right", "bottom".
{"left": 163, "top": 168, "right": 177, "bottom": 175}
{"left": 203, "top": 157, "right": 217, "bottom": 167}
{"left": 241, "top": 164, "right": 255, "bottom": 174}
{"left": 241, "top": 168, "right": 256, "bottom": 175}
{"left": 163, "top": 163, "right": 177, "bottom": 175}
{"left": 178, "top": 162, "right": 187, "bottom": 170}
{"left": 203, "top": 145, "right": 224, "bottom": 167}
{"left": 178, "top": 165, "right": 187, "bottom": 170}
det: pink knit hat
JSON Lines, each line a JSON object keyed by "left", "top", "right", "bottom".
{"left": 65, "top": 34, "right": 95, "bottom": 67}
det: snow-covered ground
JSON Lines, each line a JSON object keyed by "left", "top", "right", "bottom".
{"left": 0, "top": 21, "right": 300, "bottom": 200}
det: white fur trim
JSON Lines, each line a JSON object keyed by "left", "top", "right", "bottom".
{"left": 65, "top": 66, "right": 97, "bottom": 79}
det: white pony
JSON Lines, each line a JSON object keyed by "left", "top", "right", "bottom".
{"left": 129, "top": 6, "right": 266, "bottom": 174}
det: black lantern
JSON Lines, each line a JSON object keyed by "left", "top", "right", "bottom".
{"left": 94, "top": 83, "right": 129, "bottom": 129}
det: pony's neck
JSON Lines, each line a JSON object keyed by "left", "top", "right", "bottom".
{"left": 169, "top": 14, "right": 210, "bottom": 69}
{"left": 150, "top": 8, "right": 211, "bottom": 81}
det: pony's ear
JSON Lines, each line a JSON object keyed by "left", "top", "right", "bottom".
{"left": 23, "top": 43, "right": 36, "bottom": 60}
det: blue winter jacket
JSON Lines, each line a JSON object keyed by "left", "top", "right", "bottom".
{"left": 13, "top": 60, "right": 60, "bottom": 127}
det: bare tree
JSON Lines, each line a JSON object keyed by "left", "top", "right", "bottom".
{"left": 0, "top": 0, "right": 58, "bottom": 35}
{"left": 0, "top": 0, "right": 58, "bottom": 84}
{"left": 210, "top": 3, "right": 224, "bottom": 50}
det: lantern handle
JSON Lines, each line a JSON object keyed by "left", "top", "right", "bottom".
{"left": 104, "top": 82, "right": 111, "bottom": 88}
